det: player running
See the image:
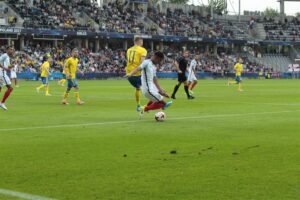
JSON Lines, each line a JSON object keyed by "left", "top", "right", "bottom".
{"left": 57, "top": 57, "right": 67, "bottom": 86}
{"left": 62, "top": 48, "right": 84, "bottom": 105}
{"left": 227, "top": 58, "right": 244, "bottom": 91}
{"left": 125, "top": 35, "right": 147, "bottom": 111}
{"left": 10, "top": 60, "right": 19, "bottom": 87}
{"left": 171, "top": 50, "right": 194, "bottom": 100}
{"left": 36, "top": 57, "right": 53, "bottom": 96}
{"left": 0, "top": 45, "right": 15, "bottom": 111}
{"left": 187, "top": 53, "right": 200, "bottom": 95}
{"left": 126, "top": 51, "right": 172, "bottom": 118}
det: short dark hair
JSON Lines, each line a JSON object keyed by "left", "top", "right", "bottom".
{"left": 154, "top": 51, "right": 164, "bottom": 59}
{"left": 134, "top": 36, "right": 143, "bottom": 43}
{"left": 6, "top": 45, "right": 14, "bottom": 50}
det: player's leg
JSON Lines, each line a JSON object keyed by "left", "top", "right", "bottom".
{"left": 45, "top": 77, "right": 51, "bottom": 96}
{"left": 189, "top": 75, "right": 198, "bottom": 92}
{"left": 62, "top": 79, "right": 73, "bottom": 104}
{"left": 183, "top": 81, "right": 194, "bottom": 99}
{"left": 36, "top": 77, "right": 46, "bottom": 93}
{"left": 171, "top": 81, "right": 181, "bottom": 99}
{"left": 143, "top": 91, "right": 172, "bottom": 112}
{"left": 0, "top": 76, "right": 13, "bottom": 110}
{"left": 73, "top": 79, "right": 84, "bottom": 105}
{"left": 237, "top": 77, "right": 243, "bottom": 91}
{"left": 128, "top": 76, "right": 142, "bottom": 111}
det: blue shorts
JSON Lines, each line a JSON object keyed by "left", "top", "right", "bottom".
{"left": 62, "top": 74, "right": 66, "bottom": 79}
{"left": 128, "top": 76, "right": 141, "bottom": 89}
{"left": 41, "top": 77, "right": 48, "bottom": 84}
{"left": 235, "top": 76, "right": 242, "bottom": 83}
{"left": 68, "top": 78, "right": 79, "bottom": 88}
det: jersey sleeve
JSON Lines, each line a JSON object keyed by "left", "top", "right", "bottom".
{"left": 0, "top": 55, "right": 9, "bottom": 68}
{"left": 140, "top": 48, "right": 147, "bottom": 57}
{"left": 140, "top": 60, "right": 148, "bottom": 69}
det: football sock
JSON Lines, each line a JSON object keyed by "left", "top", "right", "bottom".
{"left": 1, "top": 87, "right": 13, "bottom": 103}
{"left": 37, "top": 84, "right": 45, "bottom": 90}
{"left": 172, "top": 85, "right": 179, "bottom": 97}
{"left": 135, "top": 89, "right": 141, "bottom": 105}
{"left": 63, "top": 91, "right": 69, "bottom": 100}
{"left": 74, "top": 92, "right": 80, "bottom": 101}
{"left": 45, "top": 86, "right": 49, "bottom": 95}
{"left": 184, "top": 85, "right": 190, "bottom": 97}
{"left": 145, "top": 101, "right": 165, "bottom": 112}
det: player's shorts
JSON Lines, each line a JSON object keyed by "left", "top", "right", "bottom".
{"left": 128, "top": 76, "right": 141, "bottom": 89}
{"left": 67, "top": 78, "right": 79, "bottom": 88}
{"left": 178, "top": 73, "right": 187, "bottom": 83}
{"left": 41, "top": 77, "right": 48, "bottom": 84}
{"left": 188, "top": 73, "right": 197, "bottom": 82}
{"left": 0, "top": 74, "right": 12, "bottom": 86}
{"left": 10, "top": 72, "right": 17, "bottom": 79}
{"left": 62, "top": 74, "right": 66, "bottom": 79}
{"left": 235, "top": 76, "right": 242, "bottom": 83}
{"left": 142, "top": 87, "right": 163, "bottom": 103}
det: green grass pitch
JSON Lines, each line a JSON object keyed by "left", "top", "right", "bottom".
{"left": 0, "top": 79, "right": 300, "bottom": 200}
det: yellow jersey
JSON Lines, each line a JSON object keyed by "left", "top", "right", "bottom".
{"left": 234, "top": 63, "right": 243, "bottom": 76}
{"left": 40, "top": 61, "right": 50, "bottom": 77}
{"left": 65, "top": 57, "right": 79, "bottom": 79}
{"left": 126, "top": 45, "right": 147, "bottom": 76}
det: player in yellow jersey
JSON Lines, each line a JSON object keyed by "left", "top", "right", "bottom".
{"left": 126, "top": 36, "right": 147, "bottom": 111}
{"left": 57, "top": 57, "right": 66, "bottom": 86}
{"left": 36, "top": 57, "right": 52, "bottom": 96}
{"left": 228, "top": 58, "right": 243, "bottom": 91}
{"left": 62, "top": 48, "right": 84, "bottom": 105}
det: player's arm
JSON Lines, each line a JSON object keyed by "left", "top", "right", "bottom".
{"left": 64, "top": 60, "right": 72, "bottom": 79}
{"left": 153, "top": 77, "right": 169, "bottom": 98}
{"left": 125, "top": 66, "right": 142, "bottom": 78}
{"left": 175, "top": 60, "right": 182, "bottom": 73}
{"left": 77, "top": 67, "right": 84, "bottom": 75}
{"left": 140, "top": 49, "right": 147, "bottom": 64}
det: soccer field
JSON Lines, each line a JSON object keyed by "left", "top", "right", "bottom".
{"left": 0, "top": 79, "right": 300, "bottom": 200}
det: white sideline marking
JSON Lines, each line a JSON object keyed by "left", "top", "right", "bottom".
{"left": 0, "top": 188, "right": 57, "bottom": 200}
{"left": 1, "top": 110, "right": 300, "bottom": 132}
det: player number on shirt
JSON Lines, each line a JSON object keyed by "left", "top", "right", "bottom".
{"left": 128, "top": 50, "right": 136, "bottom": 64}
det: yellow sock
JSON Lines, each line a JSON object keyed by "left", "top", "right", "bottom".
{"left": 45, "top": 86, "right": 49, "bottom": 95}
{"left": 74, "top": 92, "right": 80, "bottom": 101}
{"left": 37, "top": 84, "right": 45, "bottom": 90}
{"left": 61, "top": 79, "right": 66, "bottom": 85}
{"left": 135, "top": 89, "right": 141, "bottom": 105}
{"left": 63, "top": 92, "right": 69, "bottom": 99}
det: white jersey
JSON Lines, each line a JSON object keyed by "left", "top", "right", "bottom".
{"left": 188, "top": 59, "right": 197, "bottom": 74}
{"left": 188, "top": 59, "right": 198, "bottom": 82}
{"left": 141, "top": 59, "right": 157, "bottom": 90}
{"left": 0, "top": 53, "right": 10, "bottom": 76}
{"left": 140, "top": 59, "right": 163, "bottom": 102}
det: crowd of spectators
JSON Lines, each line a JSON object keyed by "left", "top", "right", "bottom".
{"left": 264, "top": 17, "right": 300, "bottom": 41}
{"left": 5, "top": 43, "right": 275, "bottom": 76}
{"left": 147, "top": 7, "right": 238, "bottom": 38}
{"left": 7, "top": 0, "right": 94, "bottom": 30}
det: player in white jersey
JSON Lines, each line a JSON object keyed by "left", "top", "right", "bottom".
{"left": 126, "top": 52, "right": 173, "bottom": 118}
{"left": 10, "top": 62, "right": 19, "bottom": 87}
{"left": 187, "top": 54, "right": 200, "bottom": 95}
{"left": 0, "top": 45, "right": 14, "bottom": 110}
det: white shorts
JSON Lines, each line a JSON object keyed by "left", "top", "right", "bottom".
{"left": 188, "top": 73, "right": 197, "bottom": 82}
{"left": 142, "top": 87, "right": 163, "bottom": 103}
{"left": 10, "top": 72, "right": 17, "bottom": 79}
{"left": 0, "top": 74, "right": 11, "bottom": 86}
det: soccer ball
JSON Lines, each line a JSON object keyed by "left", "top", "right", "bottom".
{"left": 155, "top": 112, "right": 166, "bottom": 122}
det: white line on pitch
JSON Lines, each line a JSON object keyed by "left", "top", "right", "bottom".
{"left": 0, "top": 188, "right": 57, "bottom": 200}
{"left": 1, "top": 110, "right": 300, "bottom": 132}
